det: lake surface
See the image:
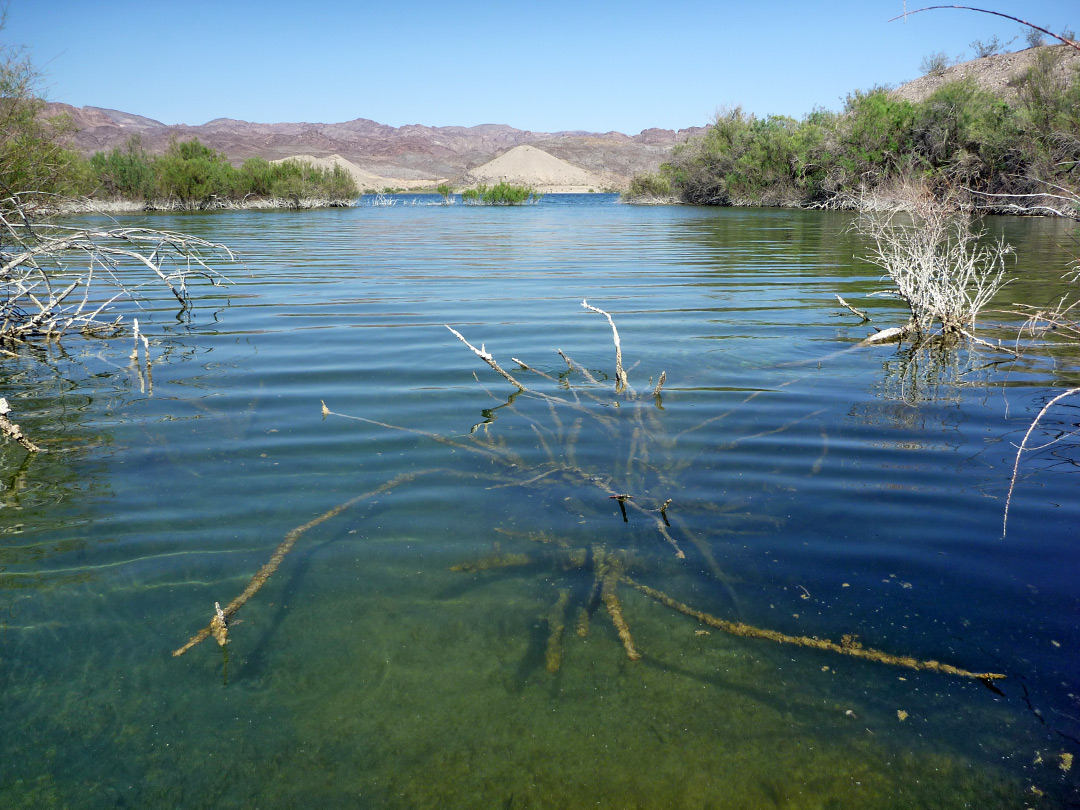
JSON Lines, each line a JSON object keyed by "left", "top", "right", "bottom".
{"left": 2, "top": 194, "right": 1079, "bottom": 808}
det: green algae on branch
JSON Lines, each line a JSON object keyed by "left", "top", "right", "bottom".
{"left": 624, "top": 577, "right": 1005, "bottom": 682}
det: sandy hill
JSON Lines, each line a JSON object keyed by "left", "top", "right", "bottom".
{"left": 271, "top": 154, "right": 443, "bottom": 191}
{"left": 462, "top": 145, "right": 611, "bottom": 193}
{"left": 892, "top": 43, "right": 1079, "bottom": 104}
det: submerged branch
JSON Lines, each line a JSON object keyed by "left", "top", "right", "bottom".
{"left": 0, "top": 397, "right": 40, "bottom": 453}
{"left": 624, "top": 577, "right": 1005, "bottom": 682}
{"left": 173, "top": 468, "right": 441, "bottom": 657}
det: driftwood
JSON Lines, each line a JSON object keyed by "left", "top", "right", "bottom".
{"left": 0, "top": 398, "right": 40, "bottom": 453}
{"left": 2, "top": 197, "right": 232, "bottom": 346}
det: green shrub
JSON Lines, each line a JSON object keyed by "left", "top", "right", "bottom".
{"left": 630, "top": 59, "right": 1080, "bottom": 210}
{"left": 89, "top": 135, "right": 156, "bottom": 198}
{"left": 154, "top": 137, "right": 233, "bottom": 203}
{"left": 462, "top": 182, "right": 541, "bottom": 205}
{"left": 626, "top": 172, "right": 671, "bottom": 198}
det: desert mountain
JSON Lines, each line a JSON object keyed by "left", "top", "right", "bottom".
{"left": 45, "top": 102, "right": 707, "bottom": 191}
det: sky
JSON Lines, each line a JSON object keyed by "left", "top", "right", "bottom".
{"left": 7, "top": 1, "right": 1077, "bottom": 134}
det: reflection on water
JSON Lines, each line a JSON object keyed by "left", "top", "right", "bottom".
{"left": 1, "top": 197, "right": 1078, "bottom": 808}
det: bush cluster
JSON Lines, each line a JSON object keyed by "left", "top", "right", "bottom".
{"left": 88, "top": 136, "right": 358, "bottom": 206}
{"left": 461, "top": 182, "right": 542, "bottom": 205}
{"left": 642, "top": 47, "right": 1080, "bottom": 211}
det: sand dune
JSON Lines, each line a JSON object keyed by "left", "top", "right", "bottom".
{"left": 271, "top": 154, "right": 443, "bottom": 191}
{"left": 463, "top": 145, "right": 611, "bottom": 193}
{"left": 275, "top": 146, "right": 613, "bottom": 194}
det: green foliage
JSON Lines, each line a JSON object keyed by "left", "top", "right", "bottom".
{"left": 0, "top": 40, "right": 89, "bottom": 205}
{"left": 436, "top": 182, "right": 454, "bottom": 202}
{"left": 839, "top": 89, "right": 917, "bottom": 176}
{"left": 83, "top": 140, "right": 358, "bottom": 207}
{"left": 634, "top": 51, "right": 1080, "bottom": 210}
{"left": 461, "top": 182, "right": 542, "bottom": 205}
{"left": 153, "top": 137, "right": 233, "bottom": 203}
{"left": 89, "top": 135, "right": 156, "bottom": 198}
{"left": 626, "top": 172, "right": 671, "bottom": 198}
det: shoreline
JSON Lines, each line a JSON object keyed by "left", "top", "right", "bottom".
{"left": 50, "top": 196, "right": 357, "bottom": 215}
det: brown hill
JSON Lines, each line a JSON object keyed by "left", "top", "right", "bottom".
{"left": 43, "top": 103, "right": 707, "bottom": 191}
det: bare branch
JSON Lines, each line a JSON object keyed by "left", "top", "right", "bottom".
{"left": 889, "top": 6, "right": 1080, "bottom": 52}
{"left": 1002, "top": 387, "right": 1080, "bottom": 537}
{"left": 445, "top": 325, "right": 529, "bottom": 391}
{"left": 581, "top": 299, "right": 628, "bottom": 392}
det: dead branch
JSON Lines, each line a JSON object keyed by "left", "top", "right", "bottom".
{"left": 582, "top": 299, "right": 628, "bottom": 392}
{"left": 836, "top": 295, "right": 870, "bottom": 322}
{"left": 652, "top": 371, "right": 667, "bottom": 397}
{"left": 1, "top": 204, "right": 234, "bottom": 345}
{"left": 889, "top": 6, "right": 1080, "bottom": 52}
{"left": 173, "top": 468, "right": 443, "bottom": 656}
{"left": 445, "top": 325, "right": 529, "bottom": 391}
{"left": 624, "top": 576, "right": 1005, "bottom": 681}
{"left": 1002, "top": 387, "right": 1080, "bottom": 537}
{"left": 558, "top": 348, "right": 599, "bottom": 385}
{"left": 0, "top": 397, "right": 39, "bottom": 452}
{"left": 855, "top": 200, "right": 1012, "bottom": 337}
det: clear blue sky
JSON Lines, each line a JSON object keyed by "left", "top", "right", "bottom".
{"left": 7, "top": 1, "right": 1077, "bottom": 134}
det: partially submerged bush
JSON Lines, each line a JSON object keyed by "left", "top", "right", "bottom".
{"left": 857, "top": 194, "right": 1013, "bottom": 337}
{"left": 461, "top": 182, "right": 542, "bottom": 205}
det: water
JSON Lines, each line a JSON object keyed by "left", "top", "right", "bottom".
{"left": 2, "top": 195, "right": 1079, "bottom": 808}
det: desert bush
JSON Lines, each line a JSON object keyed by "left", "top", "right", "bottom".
{"left": 970, "top": 35, "right": 1014, "bottom": 59}
{"left": 631, "top": 54, "right": 1080, "bottom": 212}
{"left": 920, "top": 51, "right": 951, "bottom": 75}
{"left": 0, "top": 42, "right": 89, "bottom": 206}
{"left": 838, "top": 89, "right": 918, "bottom": 179}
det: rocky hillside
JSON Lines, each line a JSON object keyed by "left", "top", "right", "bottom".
{"left": 43, "top": 102, "right": 707, "bottom": 191}
{"left": 892, "top": 43, "right": 1079, "bottom": 104}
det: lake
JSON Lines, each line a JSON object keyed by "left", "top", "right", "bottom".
{"left": 2, "top": 194, "right": 1079, "bottom": 808}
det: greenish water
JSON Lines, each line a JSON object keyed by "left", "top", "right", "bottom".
{"left": 2, "top": 195, "right": 1079, "bottom": 808}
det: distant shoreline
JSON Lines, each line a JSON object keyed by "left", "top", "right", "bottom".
{"left": 52, "top": 196, "right": 356, "bottom": 215}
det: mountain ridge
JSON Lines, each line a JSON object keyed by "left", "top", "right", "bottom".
{"left": 44, "top": 102, "right": 708, "bottom": 190}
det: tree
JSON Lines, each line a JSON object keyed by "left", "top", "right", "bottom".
{"left": 0, "top": 31, "right": 87, "bottom": 207}
{"left": 0, "top": 20, "right": 233, "bottom": 452}
{"left": 154, "top": 137, "right": 233, "bottom": 206}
